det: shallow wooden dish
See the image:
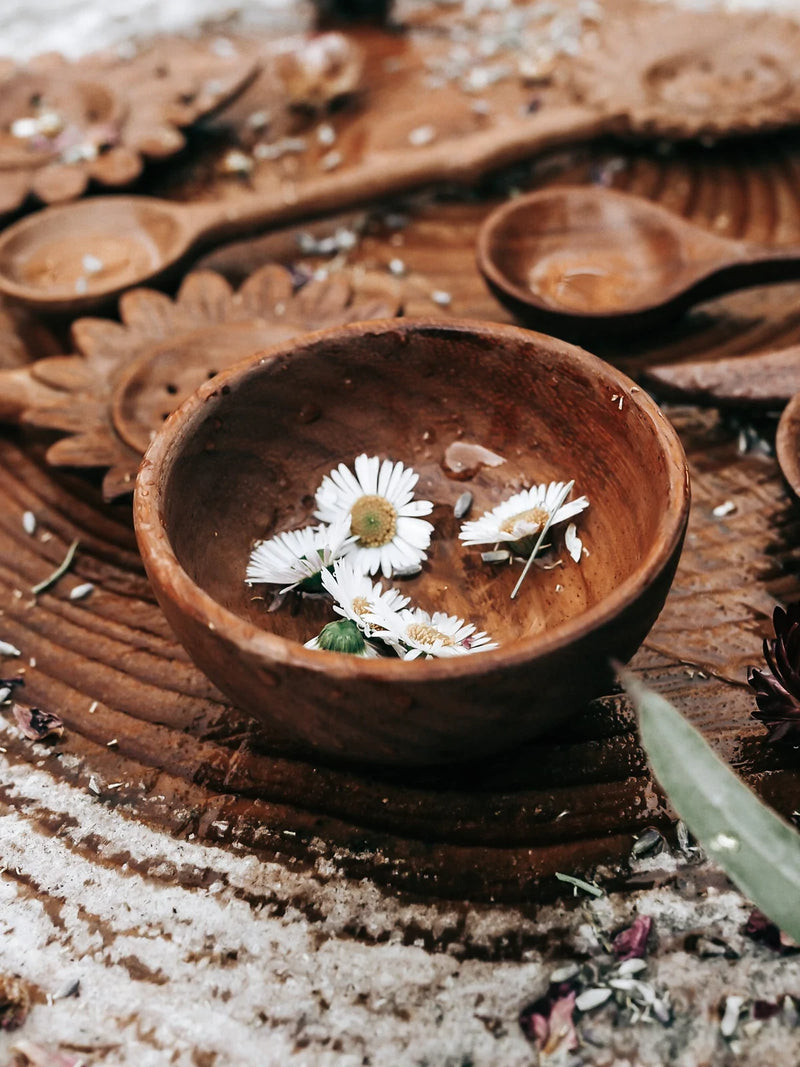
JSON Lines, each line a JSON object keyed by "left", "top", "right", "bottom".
{"left": 134, "top": 319, "right": 690, "bottom": 767}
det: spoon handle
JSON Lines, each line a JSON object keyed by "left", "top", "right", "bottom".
{"left": 178, "top": 106, "right": 609, "bottom": 249}
{"left": 681, "top": 241, "right": 800, "bottom": 308}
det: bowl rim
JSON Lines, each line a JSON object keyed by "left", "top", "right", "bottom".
{"left": 134, "top": 316, "right": 690, "bottom": 684}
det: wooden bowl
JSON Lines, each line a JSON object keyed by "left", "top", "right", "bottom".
{"left": 134, "top": 319, "right": 690, "bottom": 767}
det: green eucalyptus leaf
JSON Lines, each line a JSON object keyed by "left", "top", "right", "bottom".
{"left": 621, "top": 668, "right": 800, "bottom": 943}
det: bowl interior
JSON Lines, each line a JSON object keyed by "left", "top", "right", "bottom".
{"left": 158, "top": 322, "right": 682, "bottom": 657}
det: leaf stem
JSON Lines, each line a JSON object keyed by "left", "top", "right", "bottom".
{"left": 32, "top": 539, "right": 80, "bottom": 596}
{"left": 510, "top": 480, "right": 573, "bottom": 600}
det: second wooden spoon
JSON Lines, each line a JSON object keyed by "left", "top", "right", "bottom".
{"left": 477, "top": 186, "right": 800, "bottom": 338}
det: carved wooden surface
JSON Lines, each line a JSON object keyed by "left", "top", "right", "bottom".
{"left": 4, "top": 8, "right": 800, "bottom": 1064}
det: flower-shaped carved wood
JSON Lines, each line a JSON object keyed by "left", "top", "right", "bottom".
{"left": 567, "top": 7, "right": 800, "bottom": 140}
{"left": 3, "top": 265, "right": 400, "bottom": 500}
{"left": 0, "top": 40, "right": 259, "bottom": 214}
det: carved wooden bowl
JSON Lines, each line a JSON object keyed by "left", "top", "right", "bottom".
{"left": 134, "top": 318, "right": 690, "bottom": 767}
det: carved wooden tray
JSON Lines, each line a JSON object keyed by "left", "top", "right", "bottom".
{"left": 125, "top": 3, "right": 800, "bottom": 252}
{"left": 0, "top": 265, "right": 400, "bottom": 499}
{"left": 0, "top": 40, "right": 259, "bottom": 214}
{"left": 4, "top": 131, "right": 800, "bottom": 901}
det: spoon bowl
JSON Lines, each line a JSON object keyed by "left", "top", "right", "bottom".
{"left": 477, "top": 186, "right": 800, "bottom": 339}
{"left": 0, "top": 196, "right": 198, "bottom": 311}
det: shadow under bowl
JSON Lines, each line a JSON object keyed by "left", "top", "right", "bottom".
{"left": 134, "top": 318, "right": 690, "bottom": 767}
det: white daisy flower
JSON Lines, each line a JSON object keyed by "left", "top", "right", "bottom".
{"left": 372, "top": 605, "right": 497, "bottom": 660}
{"left": 305, "top": 618, "right": 381, "bottom": 657}
{"left": 245, "top": 517, "right": 351, "bottom": 594}
{"left": 314, "top": 454, "right": 434, "bottom": 578}
{"left": 320, "top": 558, "right": 410, "bottom": 637}
{"left": 459, "top": 480, "right": 589, "bottom": 548}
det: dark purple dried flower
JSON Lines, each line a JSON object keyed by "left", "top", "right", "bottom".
{"left": 613, "top": 914, "right": 653, "bottom": 961}
{"left": 745, "top": 908, "right": 800, "bottom": 954}
{"left": 747, "top": 603, "right": 800, "bottom": 743}
{"left": 12, "top": 703, "right": 64, "bottom": 742}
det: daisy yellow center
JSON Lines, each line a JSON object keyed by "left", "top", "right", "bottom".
{"left": 352, "top": 595, "right": 371, "bottom": 617}
{"left": 406, "top": 622, "right": 454, "bottom": 648}
{"left": 350, "top": 494, "right": 397, "bottom": 547}
{"left": 499, "top": 505, "right": 550, "bottom": 536}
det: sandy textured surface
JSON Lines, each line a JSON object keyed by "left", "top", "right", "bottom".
{"left": 2, "top": 738, "right": 800, "bottom": 1067}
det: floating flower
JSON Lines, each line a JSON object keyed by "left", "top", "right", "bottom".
{"left": 314, "top": 454, "right": 434, "bottom": 578}
{"left": 373, "top": 605, "right": 497, "bottom": 660}
{"left": 748, "top": 603, "right": 800, "bottom": 743}
{"left": 459, "top": 480, "right": 589, "bottom": 548}
{"left": 245, "top": 519, "right": 351, "bottom": 594}
{"left": 305, "top": 618, "right": 380, "bottom": 657}
{"left": 320, "top": 558, "right": 409, "bottom": 637}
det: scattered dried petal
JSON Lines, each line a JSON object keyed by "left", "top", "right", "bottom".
{"left": 575, "top": 987, "right": 613, "bottom": 1012}
{"left": 0, "top": 678, "right": 23, "bottom": 704}
{"left": 481, "top": 550, "right": 511, "bottom": 564}
{"left": 744, "top": 908, "right": 800, "bottom": 953}
{"left": 720, "top": 994, "right": 745, "bottom": 1038}
{"left": 520, "top": 992, "right": 578, "bottom": 1055}
{"left": 409, "top": 124, "right": 436, "bottom": 146}
{"left": 454, "top": 492, "right": 473, "bottom": 520}
{"left": 753, "top": 999, "right": 782, "bottom": 1020}
{"left": 22, "top": 512, "right": 36, "bottom": 536}
{"left": 69, "top": 583, "right": 95, "bottom": 601}
{"left": 0, "top": 641, "right": 21, "bottom": 658}
{"left": 8, "top": 1040, "right": 84, "bottom": 1067}
{"left": 12, "top": 704, "right": 64, "bottom": 742}
{"left": 613, "top": 915, "right": 652, "bottom": 960}
{"left": 712, "top": 500, "right": 736, "bottom": 518}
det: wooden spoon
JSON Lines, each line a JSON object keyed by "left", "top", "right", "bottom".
{"left": 477, "top": 186, "right": 800, "bottom": 338}
{"left": 0, "top": 107, "right": 607, "bottom": 314}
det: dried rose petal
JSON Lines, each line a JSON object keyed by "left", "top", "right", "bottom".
{"left": 520, "top": 991, "right": 578, "bottom": 1056}
{"left": 745, "top": 908, "right": 800, "bottom": 954}
{"left": 8, "top": 1040, "right": 84, "bottom": 1067}
{"left": 613, "top": 914, "right": 653, "bottom": 960}
{"left": 753, "top": 999, "right": 782, "bottom": 1020}
{"left": 12, "top": 704, "right": 64, "bottom": 742}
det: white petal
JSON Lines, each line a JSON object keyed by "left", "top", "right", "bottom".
{"left": 354, "top": 453, "right": 379, "bottom": 494}
{"left": 565, "top": 522, "right": 583, "bottom": 563}
{"left": 554, "top": 495, "right": 590, "bottom": 526}
{"left": 395, "top": 516, "right": 433, "bottom": 549}
{"left": 377, "top": 457, "right": 395, "bottom": 497}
